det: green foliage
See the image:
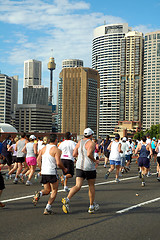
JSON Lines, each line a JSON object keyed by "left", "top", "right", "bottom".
{"left": 133, "top": 124, "right": 160, "bottom": 140}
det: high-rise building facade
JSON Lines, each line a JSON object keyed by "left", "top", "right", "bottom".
{"left": 62, "top": 59, "right": 83, "bottom": 68}
{"left": 15, "top": 104, "right": 52, "bottom": 132}
{"left": 58, "top": 67, "right": 100, "bottom": 135}
{"left": 143, "top": 31, "right": 160, "bottom": 130}
{"left": 23, "top": 86, "right": 48, "bottom": 105}
{"left": 24, "top": 59, "right": 42, "bottom": 88}
{"left": 92, "top": 23, "right": 132, "bottom": 136}
{"left": 120, "top": 31, "right": 144, "bottom": 122}
{"left": 0, "top": 74, "right": 18, "bottom": 124}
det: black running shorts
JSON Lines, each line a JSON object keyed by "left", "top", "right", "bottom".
{"left": 61, "top": 159, "right": 74, "bottom": 176}
{"left": 41, "top": 174, "right": 58, "bottom": 184}
{"left": 0, "top": 172, "right": 5, "bottom": 190}
{"left": 76, "top": 169, "right": 96, "bottom": 180}
{"left": 0, "top": 155, "right": 12, "bottom": 166}
{"left": 16, "top": 157, "right": 25, "bottom": 163}
{"left": 157, "top": 157, "right": 160, "bottom": 165}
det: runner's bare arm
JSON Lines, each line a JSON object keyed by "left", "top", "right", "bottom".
{"left": 73, "top": 141, "right": 80, "bottom": 157}
{"left": 87, "top": 141, "right": 98, "bottom": 163}
{"left": 118, "top": 143, "right": 123, "bottom": 153}
{"left": 37, "top": 150, "right": 42, "bottom": 170}
{"left": 55, "top": 148, "right": 67, "bottom": 173}
{"left": 135, "top": 143, "right": 141, "bottom": 154}
{"left": 107, "top": 142, "right": 112, "bottom": 151}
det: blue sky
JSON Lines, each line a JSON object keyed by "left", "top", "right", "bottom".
{"left": 0, "top": 0, "right": 159, "bottom": 104}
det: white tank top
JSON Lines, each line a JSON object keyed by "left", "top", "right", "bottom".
{"left": 76, "top": 139, "right": 96, "bottom": 171}
{"left": 109, "top": 141, "right": 121, "bottom": 161}
{"left": 41, "top": 144, "right": 57, "bottom": 175}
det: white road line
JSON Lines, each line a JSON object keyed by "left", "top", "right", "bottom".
{"left": 116, "top": 197, "right": 160, "bottom": 214}
{"left": 1, "top": 175, "right": 139, "bottom": 203}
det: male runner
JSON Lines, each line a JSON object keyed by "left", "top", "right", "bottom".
{"left": 58, "top": 132, "right": 76, "bottom": 192}
{"left": 62, "top": 128, "right": 99, "bottom": 214}
{"left": 14, "top": 132, "right": 28, "bottom": 184}
{"left": 32, "top": 134, "right": 67, "bottom": 215}
{"left": 135, "top": 136, "right": 152, "bottom": 186}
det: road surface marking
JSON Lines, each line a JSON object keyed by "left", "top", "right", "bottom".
{"left": 116, "top": 197, "right": 160, "bottom": 214}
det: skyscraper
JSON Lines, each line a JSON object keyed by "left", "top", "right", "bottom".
{"left": 58, "top": 67, "right": 100, "bottom": 135}
{"left": 23, "top": 86, "right": 48, "bottom": 105}
{"left": 62, "top": 59, "right": 83, "bottom": 68}
{"left": 24, "top": 59, "right": 41, "bottom": 88}
{"left": 120, "top": 31, "right": 144, "bottom": 122}
{"left": 143, "top": 31, "right": 160, "bottom": 130}
{"left": 92, "top": 23, "right": 132, "bottom": 136}
{"left": 0, "top": 74, "right": 18, "bottom": 124}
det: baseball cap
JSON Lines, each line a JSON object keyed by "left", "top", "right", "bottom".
{"left": 29, "top": 135, "right": 36, "bottom": 140}
{"left": 122, "top": 137, "right": 127, "bottom": 141}
{"left": 152, "top": 137, "right": 156, "bottom": 140}
{"left": 84, "top": 128, "right": 94, "bottom": 136}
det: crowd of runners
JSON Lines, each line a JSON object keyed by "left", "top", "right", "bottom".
{"left": 0, "top": 130, "right": 160, "bottom": 215}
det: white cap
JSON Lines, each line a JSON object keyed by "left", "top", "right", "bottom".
{"left": 30, "top": 135, "right": 36, "bottom": 140}
{"left": 123, "top": 137, "right": 127, "bottom": 141}
{"left": 84, "top": 128, "right": 94, "bottom": 136}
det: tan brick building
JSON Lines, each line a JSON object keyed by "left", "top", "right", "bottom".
{"left": 58, "top": 67, "right": 100, "bottom": 136}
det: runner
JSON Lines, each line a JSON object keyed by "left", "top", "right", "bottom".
{"left": 103, "top": 135, "right": 111, "bottom": 168}
{"left": 6, "top": 137, "right": 19, "bottom": 179}
{"left": 35, "top": 136, "right": 48, "bottom": 181}
{"left": 151, "top": 137, "right": 157, "bottom": 164}
{"left": 61, "top": 128, "right": 99, "bottom": 214}
{"left": 32, "top": 134, "right": 67, "bottom": 215}
{"left": 135, "top": 136, "right": 153, "bottom": 187}
{"left": 13, "top": 132, "right": 28, "bottom": 184}
{"left": 105, "top": 133, "right": 123, "bottom": 182}
{"left": 58, "top": 132, "right": 76, "bottom": 192}
{"left": 1, "top": 135, "right": 13, "bottom": 172}
{"left": 0, "top": 170, "right": 5, "bottom": 208}
{"left": 120, "top": 137, "right": 129, "bottom": 174}
{"left": 22, "top": 135, "right": 37, "bottom": 186}
{"left": 155, "top": 141, "right": 160, "bottom": 181}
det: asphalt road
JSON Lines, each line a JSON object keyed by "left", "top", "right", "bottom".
{"left": 0, "top": 160, "right": 160, "bottom": 240}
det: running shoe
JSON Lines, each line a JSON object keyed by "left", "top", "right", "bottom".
{"left": 93, "top": 202, "right": 100, "bottom": 211}
{"left": 62, "top": 198, "right": 69, "bottom": 213}
{"left": 32, "top": 191, "right": 41, "bottom": 206}
{"left": 104, "top": 164, "right": 107, "bottom": 168}
{"left": 43, "top": 208, "right": 54, "bottom": 215}
{"left": 141, "top": 182, "right": 145, "bottom": 187}
{"left": 157, "top": 177, "right": 160, "bottom": 182}
{"left": 26, "top": 180, "right": 32, "bottom": 186}
{"left": 115, "top": 178, "right": 120, "bottom": 183}
{"left": 139, "top": 171, "right": 142, "bottom": 178}
{"left": 0, "top": 202, "right": 5, "bottom": 208}
{"left": 13, "top": 179, "right": 18, "bottom": 184}
{"left": 5, "top": 173, "right": 9, "bottom": 180}
{"left": 88, "top": 207, "right": 95, "bottom": 213}
{"left": 147, "top": 172, "right": 152, "bottom": 177}
{"left": 105, "top": 171, "right": 110, "bottom": 179}
{"left": 64, "top": 186, "right": 70, "bottom": 192}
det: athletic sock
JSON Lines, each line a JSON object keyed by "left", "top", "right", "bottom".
{"left": 89, "top": 205, "right": 94, "bottom": 209}
{"left": 40, "top": 191, "right": 43, "bottom": 197}
{"left": 46, "top": 204, "right": 52, "bottom": 210}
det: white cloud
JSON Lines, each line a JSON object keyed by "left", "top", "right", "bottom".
{"left": 133, "top": 24, "right": 158, "bottom": 34}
